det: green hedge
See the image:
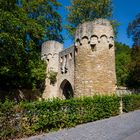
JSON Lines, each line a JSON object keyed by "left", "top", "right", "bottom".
{"left": 122, "top": 94, "right": 140, "bottom": 112}
{"left": 0, "top": 96, "right": 120, "bottom": 139}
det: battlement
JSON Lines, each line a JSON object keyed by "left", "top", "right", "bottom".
{"left": 59, "top": 46, "right": 74, "bottom": 74}
{"left": 75, "top": 19, "right": 114, "bottom": 49}
{"left": 93, "top": 18, "right": 112, "bottom": 26}
{"left": 41, "top": 41, "right": 63, "bottom": 61}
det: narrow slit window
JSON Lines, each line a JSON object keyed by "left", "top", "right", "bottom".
{"left": 69, "top": 53, "right": 72, "bottom": 59}
{"left": 60, "top": 57, "right": 63, "bottom": 63}
{"left": 75, "top": 47, "right": 78, "bottom": 55}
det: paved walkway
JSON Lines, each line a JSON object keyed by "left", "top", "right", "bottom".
{"left": 24, "top": 110, "right": 140, "bottom": 140}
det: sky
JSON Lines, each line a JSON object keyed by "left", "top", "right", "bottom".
{"left": 58, "top": 0, "right": 140, "bottom": 48}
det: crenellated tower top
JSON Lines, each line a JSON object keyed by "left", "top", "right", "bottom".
{"left": 75, "top": 19, "right": 114, "bottom": 48}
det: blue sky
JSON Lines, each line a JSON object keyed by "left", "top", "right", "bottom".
{"left": 58, "top": 0, "right": 140, "bottom": 48}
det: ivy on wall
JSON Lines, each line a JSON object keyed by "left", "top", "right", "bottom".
{"left": 48, "top": 70, "right": 58, "bottom": 85}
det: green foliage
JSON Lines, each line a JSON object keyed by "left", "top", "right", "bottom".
{"left": 0, "top": 100, "right": 17, "bottom": 139}
{"left": 48, "top": 70, "right": 58, "bottom": 85}
{"left": 66, "top": 0, "right": 114, "bottom": 37}
{"left": 128, "top": 46, "right": 140, "bottom": 88}
{"left": 0, "top": 0, "right": 62, "bottom": 91}
{"left": 127, "top": 13, "right": 140, "bottom": 47}
{"left": 127, "top": 13, "right": 140, "bottom": 88}
{"left": 0, "top": 96, "right": 120, "bottom": 139}
{"left": 115, "top": 42, "right": 131, "bottom": 86}
{"left": 122, "top": 94, "right": 140, "bottom": 112}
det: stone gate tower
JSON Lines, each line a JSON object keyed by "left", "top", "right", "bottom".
{"left": 41, "top": 19, "right": 116, "bottom": 99}
{"left": 74, "top": 19, "right": 116, "bottom": 96}
{"left": 41, "top": 41, "right": 63, "bottom": 98}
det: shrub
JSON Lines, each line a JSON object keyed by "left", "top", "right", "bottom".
{"left": 0, "top": 96, "right": 120, "bottom": 139}
{"left": 122, "top": 94, "right": 140, "bottom": 112}
{"left": 48, "top": 70, "right": 57, "bottom": 84}
{"left": 0, "top": 100, "right": 19, "bottom": 139}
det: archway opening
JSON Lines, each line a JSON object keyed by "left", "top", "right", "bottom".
{"left": 60, "top": 80, "right": 74, "bottom": 99}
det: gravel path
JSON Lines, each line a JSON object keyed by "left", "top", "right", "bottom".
{"left": 23, "top": 110, "right": 140, "bottom": 140}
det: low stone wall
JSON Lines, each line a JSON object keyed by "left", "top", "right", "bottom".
{"left": 116, "top": 87, "right": 140, "bottom": 96}
{"left": 0, "top": 89, "right": 41, "bottom": 102}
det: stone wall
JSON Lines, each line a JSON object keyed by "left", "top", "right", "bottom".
{"left": 116, "top": 87, "right": 140, "bottom": 96}
{"left": 0, "top": 89, "right": 41, "bottom": 102}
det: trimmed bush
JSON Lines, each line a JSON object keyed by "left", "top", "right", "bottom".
{"left": 0, "top": 96, "right": 120, "bottom": 139}
{"left": 122, "top": 94, "right": 140, "bottom": 112}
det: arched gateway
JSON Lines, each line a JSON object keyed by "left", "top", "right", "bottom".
{"left": 60, "top": 79, "right": 74, "bottom": 99}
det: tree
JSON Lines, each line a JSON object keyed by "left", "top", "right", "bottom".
{"left": 66, "top": 0, "right": 114, "bottom": 37}
{"left": 115, "top": 42, "right": 131, "bottom": 86}
{"left": 128, "top": 46, "right": 140, "bottom": 88}
{"left": 22, "top": 0, "right": 63, "bottom": 43}
{"left": 127, "top": 13, "right": 140, "bottom": 47}
{"left": 0, "top": 0, "right": 62, "bottom": 91}
{"left": 127, "top": 13, "right": 140, "bottom": 88}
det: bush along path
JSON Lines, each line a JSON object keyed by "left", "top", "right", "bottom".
{"left": 0, "top": 95, "right": 140, "bottom": 139}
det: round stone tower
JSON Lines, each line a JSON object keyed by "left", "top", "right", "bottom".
{"left": 41, "top": 41, "right": 63, "bottom": 99}
{"left": 74, "top": 19, "right": 116, "bottom": 97}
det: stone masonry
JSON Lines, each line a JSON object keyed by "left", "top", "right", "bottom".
{"left": 41, "top": 19, "right": 116, "bottom": 99}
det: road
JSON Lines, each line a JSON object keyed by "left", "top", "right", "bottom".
{"left": 23, "top": 110, "right": 140, "bottom": 140}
